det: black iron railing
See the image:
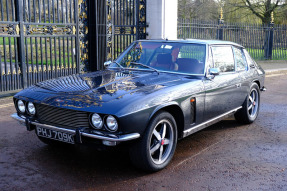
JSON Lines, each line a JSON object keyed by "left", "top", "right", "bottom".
{"left": 178, "top": 18, "right": 287, "bottom": 60}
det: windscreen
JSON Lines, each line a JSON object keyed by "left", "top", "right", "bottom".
{"left": 111, "top": 41, "right": 206, "bottom": 74}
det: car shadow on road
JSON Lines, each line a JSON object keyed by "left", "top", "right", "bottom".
{"left": 173, "top": 119, "right": 245, "bottom": 159}
{"left": 203, "top": 118, "right": 244, "bottom": 131}
{"left": 29, "top": 139, "right": 150, "bottom": 188}
{"left": 25, "top": 118, "right": 245, "bottom": 189}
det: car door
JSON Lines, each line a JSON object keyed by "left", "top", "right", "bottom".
{"left": 233, "top": 46, "right": 250, "bottom": 104}
{"left": 203, "top": 45, "right": 242, "bottom": 121}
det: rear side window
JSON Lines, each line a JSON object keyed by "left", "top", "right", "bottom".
{"left": 211, "top": 46, "right": 235, "bottom": 73}
{"left": 243, "top": 49, "right": 256, "bottom": 67}
{"left": 233, "top": 47, "right": 247, "bottom": 71}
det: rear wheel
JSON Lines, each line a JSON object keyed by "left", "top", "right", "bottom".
{"left": 129, "top": 111, "right": 177, "bottom": 172}
{"left": 235, "top": 83, "right": 260, "bottom": 124}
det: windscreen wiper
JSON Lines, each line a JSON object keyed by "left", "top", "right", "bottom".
{"left": 111, "top": 61, "right": 124, "bottom": 69}
{"left": 130, "top": 62, "right": 160, "bottom": 75}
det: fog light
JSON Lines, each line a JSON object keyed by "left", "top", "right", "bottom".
{"left": 17, "top": 100, "right": 25, "bottom": 113}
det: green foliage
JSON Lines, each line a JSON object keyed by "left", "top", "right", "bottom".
{"left": 178, "top": 0, "right": 219, "bottom": 21}
{"left": 222, "top": 0, "right": 261, "bottom": 24}
{"left": 247, "top": 48, "right": 287, "bottom": 60}
{"left": 178, "top": 0, "right": 287, "bottom": 24}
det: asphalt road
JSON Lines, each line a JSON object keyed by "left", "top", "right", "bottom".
{"left": 0, "top": 74, "right": 287, "bottom": 191}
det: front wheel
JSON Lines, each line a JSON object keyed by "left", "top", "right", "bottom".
{"left": 235, "top": 83, "right": 260, "bottom": 124}
{"left": 129, "top": 111, "right": 177, "bottom": 172}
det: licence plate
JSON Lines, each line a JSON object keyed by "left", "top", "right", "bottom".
{"left": 36, "top": 126, "right": 75, "bottom": 144}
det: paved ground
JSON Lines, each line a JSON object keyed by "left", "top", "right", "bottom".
{"left": 257, "top": 60, "right": 287, "bottom": 70}
{"left": 257, "top": 60, "right": 287, "bottom": 76}
{"left": 0, "top": 74, "right": 287, "bottom": 191}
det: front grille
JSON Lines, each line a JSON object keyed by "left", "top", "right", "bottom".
{"left": 35, "top": 104, "right": 90, "bottom": 129}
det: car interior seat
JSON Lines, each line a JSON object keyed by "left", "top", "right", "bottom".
{"left": 177, "top": 58, "right": 204, "bottom": 74}
{"left": 153, "top": 53, "right": 176, "bottom": 71}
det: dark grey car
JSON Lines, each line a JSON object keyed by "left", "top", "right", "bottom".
{"left": 12, "top": 39, "right": 266, "bottom": 171}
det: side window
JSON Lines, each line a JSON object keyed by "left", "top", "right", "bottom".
{"left": 233, "top": 47, "right": 247, "bottom": 71}
{"left": 211, "top": 46, "right": 235, "bottom": 73}
{"left": 243, "top": 49, "right": 256, "bottom": 67}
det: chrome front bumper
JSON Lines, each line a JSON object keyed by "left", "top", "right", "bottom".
{"left": 11, "top": 113, "right": 140, "bottom": 145}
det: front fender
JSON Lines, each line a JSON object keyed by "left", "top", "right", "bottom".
{"left": 148, "top": 101, "right": 180, "bottom": 121}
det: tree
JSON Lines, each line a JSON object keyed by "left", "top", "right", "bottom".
{"left": 226, "top": 0, "right": 286, "bottom": 24}
{"left": 178, "top": 0, "right": 219, "bottom": 21}
{"left": 275, "top": 5, "right": 287, "bottom": 24}
{"left": 178, "top": 0, "right": 287, "bottom": 24}
{"left": 220, "top": 0, "right": 261, "bottom": 23}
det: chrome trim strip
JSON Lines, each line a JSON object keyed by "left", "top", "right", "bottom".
{"left": 183, "top": 106, "right": 242, "bottom": 138}
{"left": 11, "top": 113, "right": 140, "bottom": 142}
{"left": 81, "top": 132, "right": 140, "bottom": 142}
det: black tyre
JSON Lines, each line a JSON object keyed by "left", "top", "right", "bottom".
{"left": 235, "top": 83, "right": 260, "bottom": 124}
{"left": 129, "top": 111, "right": 177, "bottom": 172}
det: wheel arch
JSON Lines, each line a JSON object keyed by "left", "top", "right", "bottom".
{"left": 252, "top": 79, "right": 261, "bottom": 88}
{"left": 149, "top": 102, "right": 185, "bottom": 139}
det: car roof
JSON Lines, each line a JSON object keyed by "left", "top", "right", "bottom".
{"left": 138, "top": 39, "right": 244, "bottom": 48}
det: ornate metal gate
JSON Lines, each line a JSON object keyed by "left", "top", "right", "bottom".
{"left": 0, "top": 0, "right": 146, "bottom": 94}
{"left": 0, "top": 0, "right": 80, "bottom": 93}
{"left": 110, "top": 0, "right": 147, "bottom": 60}
{"left": 88, "top": 0, "right": 147, "bottom": 71}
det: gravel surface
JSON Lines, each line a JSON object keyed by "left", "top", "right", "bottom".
{"left": 0, "top": 74, "right": 286, "bottom": 191}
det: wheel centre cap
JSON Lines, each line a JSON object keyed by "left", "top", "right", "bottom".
{"left": 253, "top": 101, "right": 256, "bottom": 106}
{"left": 161, "top": 139, "right": 165, "bottom": 145}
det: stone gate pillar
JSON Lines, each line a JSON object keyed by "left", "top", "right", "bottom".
{"left": 146, "top": 0, "right": 178, "bottom": 40}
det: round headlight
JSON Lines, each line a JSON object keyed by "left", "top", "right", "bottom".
{"left": 27, "top": 102, "right": 36, "bottom": 115}
{"left": 17, "top": 100, "right": 25, "bottom": 113}
{"left": 91, "top": 113, "right": 103, "bottom": 129}
{"left": 106, "top": 115, "right": 118, "bottom": 132}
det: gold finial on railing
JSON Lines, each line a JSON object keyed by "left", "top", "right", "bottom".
{"left": 271, "top": 12, "right": 274, "bottom": 24}
{"left": 220, "top": 7, "right": 224, "bottom": 20}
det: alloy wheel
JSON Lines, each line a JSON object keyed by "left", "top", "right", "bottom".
{"left": 248, "top": 88, "right": 259, "bottom": 118}
{"left": 149, "top": 119, "right": 174, "bottom": 165}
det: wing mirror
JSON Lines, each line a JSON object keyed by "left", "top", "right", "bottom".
{"left": 209, "top": 68, "right": 220, "bottom": 76}
{"left": 104, "top": 60, "right": 112, "bottom": 68}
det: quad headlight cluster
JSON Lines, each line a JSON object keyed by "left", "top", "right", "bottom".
{"left": 16, "top": 99, "right": 36, "bottom": 116}
{"left": 90, "top": 113, "right": 118, "bottom": 132}
{"left": 15, "top": 99, "right": 118, "bottom": 132}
